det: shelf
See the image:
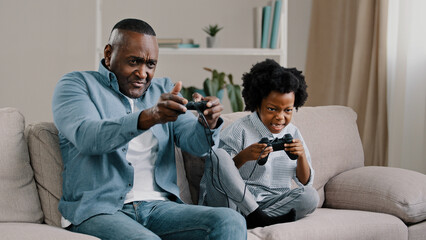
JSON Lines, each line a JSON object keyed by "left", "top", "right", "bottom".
{"left": 159, "top": 48, "right": 284, "bottom": 56}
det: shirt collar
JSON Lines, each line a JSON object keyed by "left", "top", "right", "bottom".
{"left": 98, "top": 59, "right": 118, "bottom": 86}
{"left": 249, "top": 111, "right": 274, "bottom": 138}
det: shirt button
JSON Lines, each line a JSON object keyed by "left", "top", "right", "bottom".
{"left": 120, "top": 196, "right": 123, "bottom": 200}
{"left": 128, "top": 183, "right": 132, "bottom": 187}
{"left": 127, "top": 111, "right": 131, "bottom": 114}
{"left": 128, "top": 162, "right": 132, "bottom": 166}
{"left": 130, "top": 132, "right": 134, "bottom": 136}
{"left": 122, "top": 148, "right": 126, "bottom": 152}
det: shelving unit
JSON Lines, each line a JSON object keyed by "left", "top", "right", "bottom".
{"left": 159, "top": 48, "right": 283, "bottom": 56}
{"left": 158, "top": 0, "right": 288, "bottom": 67}
{"left": 97, "top": 0, "right": 289, "bottom": 113}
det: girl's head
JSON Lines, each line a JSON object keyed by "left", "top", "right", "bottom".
{"left": 242, "top": 59, "right": 308, "bottom": 133}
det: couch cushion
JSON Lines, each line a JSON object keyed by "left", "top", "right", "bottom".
{"left": 291, "top": 106, "right": 364, "bottom": 206}
{"left": 25, "top": 122, "right": 63, "bottom": 227}
{"left": 248, "top": 208, "right": 407, "bottom": 240}
{"left": 0, "top": 222, "right": 99, "bottom": 240}
{"left": 0, "top": 107, "right": 43, "bottom": 223}
{"left": 324, "top": 166, "right": 426, "bottom": 224}
{"left": 408, "top": 220, "right": 426, "bottom": 240}
{"left": 174, "top": 146, "right": 192, "bottom": 204}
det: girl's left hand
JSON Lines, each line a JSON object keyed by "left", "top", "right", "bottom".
{"left": 284, "top": 138, "right": 306, "bottom": 159}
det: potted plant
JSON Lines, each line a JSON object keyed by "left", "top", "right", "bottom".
{"left": 181, "top": 67, "right": 244, "bottom": 112}
{"left": 203, "top": 24, "right": 223, "bottom": 48}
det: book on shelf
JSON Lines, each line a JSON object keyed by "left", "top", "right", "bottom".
{"left": 254, "top": 6, "right": 263, "bottom": 48}
{"left": 157, "top": 38, "right": 183, "bottom": 45}
{"left": 261, "top": 5, "right": 271, "bottom": 48}
{"left": 159, "top": 43, "right": 200, "bottom": 49}
{"left": 158, "top": 39, "right": 199, "bottom": 48}
{"left": 269, "top": 0, "right": 282, "bottom": 49}
{"left": 256, "top": 0, "right": 284, "bottom": 49}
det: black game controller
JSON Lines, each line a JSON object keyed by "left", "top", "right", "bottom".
{"left": 185, "top": 100, "right": 209, "bottom": 112}
{"left": 257, "top": 134, "right": 298, "bottom": 165}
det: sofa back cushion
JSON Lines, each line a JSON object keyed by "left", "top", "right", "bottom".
{"left": 25, "top": 122, "right": 63, "bottom": 227}
{"left": 0, "top": 108, "right": 43, "bottom": 223}
{"left": 291, "top": 106, "right": 364, "bottom": 205}
{"left": 182, "top": 106, "right": 365, "bottom": 206}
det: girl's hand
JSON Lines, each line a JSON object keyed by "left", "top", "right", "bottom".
{"left": 284, "top": 139, "right": 306, "bottom": 160}
{"left": 233, "top": 143, "right": 273, "bottom": 168}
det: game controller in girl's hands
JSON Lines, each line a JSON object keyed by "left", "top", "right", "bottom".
{"left": 257, "top": 134, "right": 298, "bottom": 165}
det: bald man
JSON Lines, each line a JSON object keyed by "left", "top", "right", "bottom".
{"left": 52, "top": 18, "right": 246, "bottom": 240}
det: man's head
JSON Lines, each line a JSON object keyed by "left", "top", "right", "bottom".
{"left": 104, "top": 18, "right": 159, "bottom": 98}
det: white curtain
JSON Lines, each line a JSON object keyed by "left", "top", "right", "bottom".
{"left": 387, "top": 0, "right": 426, "bottom": 173}
{"left": 305, "top": 0, "right": 388, "bottom": 167}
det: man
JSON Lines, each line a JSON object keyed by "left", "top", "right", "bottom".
{"left": 52, "top": 18, "right": 246, "bottom": 240}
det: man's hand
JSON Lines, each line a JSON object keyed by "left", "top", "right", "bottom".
{"left": 192, "top": 92, "right": 223, "bottom": 129}
{"left": 138, "top": 81, "right": 188, "bottom": 130}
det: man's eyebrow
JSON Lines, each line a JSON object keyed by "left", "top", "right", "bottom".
{"left": 128, "top": 56, "right": 158, "bottom": 63}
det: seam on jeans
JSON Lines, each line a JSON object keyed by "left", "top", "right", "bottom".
{"left": 158, "top": 226, "right": 211, "bottom": 239}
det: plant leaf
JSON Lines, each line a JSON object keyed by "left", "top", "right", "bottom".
{"left": 226, "top": 77, "right": 244, "bottom": 112}
{"left": 180, "top": 86, "right": 201, "bottom": 100}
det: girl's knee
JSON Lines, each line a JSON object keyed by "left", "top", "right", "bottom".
{"left": 301, "top": 186, "right": 319, "bottom": 212}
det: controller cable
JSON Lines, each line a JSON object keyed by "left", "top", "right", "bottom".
{"left": 191, "top": 105, "right": 270, "bottom": 206}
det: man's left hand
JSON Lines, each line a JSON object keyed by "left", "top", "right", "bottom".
{"left": 192, "top": 92, "right": 223, "bottom": 129}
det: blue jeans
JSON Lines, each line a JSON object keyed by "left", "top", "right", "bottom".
{"left": 69, "top": 200, "right": 247, "bottom": 240}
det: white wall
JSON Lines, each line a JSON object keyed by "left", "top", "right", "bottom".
{"left": 0, "top": 0, "right": 312, "bottom": 123}
{"left": 0, "top": 0, "right": 96, "bottom": 124}
{"left": 288, "top": 0, "right": 312, "bottom": 71}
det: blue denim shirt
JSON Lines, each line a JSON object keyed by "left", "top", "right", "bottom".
{"left": 52, "top": 60, "right": 222, "bottom": 225}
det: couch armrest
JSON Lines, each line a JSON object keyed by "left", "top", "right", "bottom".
{"left": 324, "top": 166, "right": 426, "bottom": 224}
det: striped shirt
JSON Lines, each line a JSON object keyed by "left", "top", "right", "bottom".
{"left": 219, "top": 112, "right": 314, "bottom": 202}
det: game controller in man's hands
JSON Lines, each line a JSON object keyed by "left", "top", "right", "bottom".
{"left": 257, "top": 134, "right": 298, "bottom": 165}
{"left": 185, "top": 101, "right": 209, "bottom": 113}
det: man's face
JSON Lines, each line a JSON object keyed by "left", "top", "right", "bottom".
{"left": 257, "top": 91, "right": 295, "bottom": 134}
{"left": 104, "top": 30, "right": 159, "bottom": 98}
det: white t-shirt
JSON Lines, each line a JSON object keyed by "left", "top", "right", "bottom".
{"left": 124, "top": 97, "right": 168, "bottom": 203}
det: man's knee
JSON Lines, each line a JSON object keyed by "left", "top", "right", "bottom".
{"left": 210, "top": 208, "right": 247, "bottom": 239}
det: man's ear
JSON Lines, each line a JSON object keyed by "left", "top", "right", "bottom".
{"left": 104, "top": 44, "right": 112, "bottom": 68}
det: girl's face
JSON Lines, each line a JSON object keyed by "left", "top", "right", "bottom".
{"left": 257, "top": 91, "right": 295, "bottom": 134}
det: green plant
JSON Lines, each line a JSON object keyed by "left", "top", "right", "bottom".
{"left": 181, "top": 68, "right": 244, "bottom": 112}
{"left": 202, "top": 24, "right": 223, "bottom": 37}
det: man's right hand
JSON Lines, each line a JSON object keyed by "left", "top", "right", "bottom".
{"left": 137, "top": 81, "right": 188, "bottom": 130}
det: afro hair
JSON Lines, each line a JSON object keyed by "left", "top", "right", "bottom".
{"left": 242, "top": 59, "right": 308, "bottom": 112}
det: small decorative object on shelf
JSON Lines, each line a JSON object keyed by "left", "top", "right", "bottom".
{"left": 181, "top": 67, "right": 244, "bottom": 112}
{"left": 203, "top": 24, "right": 223, "bottom": 48}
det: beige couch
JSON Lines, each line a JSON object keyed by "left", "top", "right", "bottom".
{"left": 1, "top": 106, "right": 425, "bottom": 240}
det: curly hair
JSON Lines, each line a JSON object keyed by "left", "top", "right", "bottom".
{"left": 242, "top": 59, "right": 308, "bottom": 112}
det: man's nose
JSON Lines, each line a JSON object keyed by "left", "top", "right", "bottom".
{"left": 135, "top": 65, "right": 148, "bottom": 79}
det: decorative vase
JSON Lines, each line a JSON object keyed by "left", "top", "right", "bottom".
{"left": 206, "top": 36, "right": 217, "bottom": 48}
